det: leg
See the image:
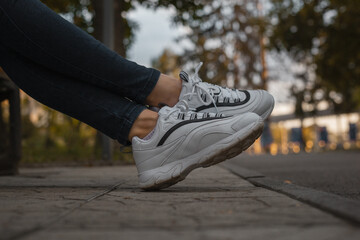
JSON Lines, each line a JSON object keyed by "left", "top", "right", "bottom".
{"left": 0, "top": 44, "right": 155, "bottom": 145}
{"left": 0, "top": 0, "right": 173, "bottom": 105}
{"left": 146, "top": 74, "right": 182, "bottom": 108}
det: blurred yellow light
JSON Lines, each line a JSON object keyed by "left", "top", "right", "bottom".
{"left": 55, "top": 138, "right": 66, "bottom": 147}
{"left": 306, "top": 141, "right": 313, "bottom": 149}
{"left": 318, "top": 140, "right": 326, "bottom": 148}
{"left": 293, "top": 145, "right": 300, "bottom": 153}
{"left": 305, "top": 147, "right": 311, "bottom": 153}
{"left": 270, "top": 144, "right": 278, "bottom": 156}
{"left": 329, "top": 143, "right": 337, "bottom": 150}
{"left": 282, "top": 148, "right": 289, "bottom": 155}
{"left": 343, "top": 142, "right": 351, "bottom": 150}
{"left": 253, "top": 138, "right": 262, "bottom": 154}
{"left": 356, "top": 141, "right": 360, "bottom": 148}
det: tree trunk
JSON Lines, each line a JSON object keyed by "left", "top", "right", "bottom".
{"left": 92, "top": 1, "right": 104, "bottom": 42}
{"left": 0, "top": 103, "right": 7, "bottom": 155}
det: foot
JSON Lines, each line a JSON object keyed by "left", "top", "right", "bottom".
{"left": 132, "top": 101, "right": 264, "bottom": 190}
{"left": 179, "top": 62, "right": 275, "bottom": 119}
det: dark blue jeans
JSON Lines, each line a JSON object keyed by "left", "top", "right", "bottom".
{"left": 0, "top": 0, "right": 161, "bottom": 145}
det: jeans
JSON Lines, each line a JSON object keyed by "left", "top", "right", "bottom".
{"left": 0, "top": 0, "right": 161, "bottom": 145}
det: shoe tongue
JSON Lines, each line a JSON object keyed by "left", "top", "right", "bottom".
{"left": 178, "top": 71, "right": 193, "bottom": 101}
{"left": 158, "top": 106, "right": 171, "bottom": 115}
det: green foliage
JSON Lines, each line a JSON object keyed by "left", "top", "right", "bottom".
{"left": 41, "top": 0, "right": 94, "bottom": 33}
{"left": 40, "top": 0, "right": 204, "bottom": 56}
{"left": 20, "top": 104, "right": 134, "bottom": 164}
{"left": 41, "top": 0, "right": 138, "bottom": 56}
{"left": 269, "top": 0, "right": 360, "bottom": 113}
{"left": 138, "top": 0, "right": 204, "bottom": 23}
{"left": 151, "top": 49, "right": 181, "bottom": 77}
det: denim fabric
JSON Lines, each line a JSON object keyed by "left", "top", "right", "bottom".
{"left": 0, "top": 0, "right": 161, "bottom": 145}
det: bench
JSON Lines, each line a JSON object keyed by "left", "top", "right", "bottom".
{"left": 0, "top": 77, "right": 21, "bottom": 175}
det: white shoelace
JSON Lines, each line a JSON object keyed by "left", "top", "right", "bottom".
{"left": 162, "top": 99, "right": 221, "bottom": 121}
{"left": 164, "top": 99, "right": 189, "bottom": 120}
{"left": 162, "top": 99, "right": 192, "bottom": 121}
{"left": 183, "top": 62, "right": 244, "bottom": 113}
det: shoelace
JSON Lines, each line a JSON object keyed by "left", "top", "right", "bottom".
{"left": 163, "top": 99, "right": 190, "bottom": 121}
{"left": 163, "top": 99, "right": 222, "bottom": 121}
{"left": 183, "top": 62, "right": 243, "bottom": 113}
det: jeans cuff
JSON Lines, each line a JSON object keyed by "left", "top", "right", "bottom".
{"left": 134, "top": 68, "right": 161, "bottom": 104}
{"left": 116, "top": 104, "right": 147, "bottom": 146}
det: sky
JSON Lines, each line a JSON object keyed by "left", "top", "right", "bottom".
{"left": 127, "top": 5, "right": 186, "bottom": 67}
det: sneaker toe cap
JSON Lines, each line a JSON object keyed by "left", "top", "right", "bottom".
{"left": 231, "top": 112, "right": 262, "bottom": 132}
{"left": 250, "top": 90, "right": 275, "bottom": 119}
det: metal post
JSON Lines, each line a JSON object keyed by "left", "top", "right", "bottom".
{"left": 101, "top": 0, "right": 114, "bottom": 161}
{"left": 103, "top": 0, "right": 114, "bottom": 49}
{"left": 9, "top": 87, "right": 21, "bottom": 174}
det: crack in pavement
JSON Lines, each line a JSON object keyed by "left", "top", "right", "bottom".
{"left": 6, "top": 181, "right": 127, "bottom": 240}
{"left": 252, "top": 197, "right": 271, "bottom": 208}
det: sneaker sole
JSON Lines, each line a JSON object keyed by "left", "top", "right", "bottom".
{"left": 138, "top": 118, "right": 264, "bottom": 190}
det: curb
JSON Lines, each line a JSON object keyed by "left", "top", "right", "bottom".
{"left": 221, "top": 162, "right": 360, "bottom": 226}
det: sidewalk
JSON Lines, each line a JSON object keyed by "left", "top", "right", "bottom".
{"left": 1, "top": 165, "right": 359, "bottom": 240}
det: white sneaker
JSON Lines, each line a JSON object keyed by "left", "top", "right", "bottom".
{"left": 179, "top": 62, "right": 275, "bottom": 119}
{"left": 132, "top": 101, "right": 264, "bottom": 190}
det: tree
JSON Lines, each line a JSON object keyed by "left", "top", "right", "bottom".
{"left": 269, "top": 0, "right": 360, "bottom": 113}
{"left": 42, "top": 0, "right": 204, "bottom": 56}
{"left": 173, "top": 0, "right": 266, "bottom": 90}
{"left": 41, "top": 0, "right": 94, "bottom": 32}
{"left": 152, "top": 49, "right": 181, "bottom": 77}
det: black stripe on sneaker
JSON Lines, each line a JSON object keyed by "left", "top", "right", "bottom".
{"left": 195, "top": 90, "right": 251, "bottom": 112}
{"left": 179, "top": 71, "right": 189, "bottom": 82}
{"left": 157, "top": 116, "right": 230, "bottom": 146}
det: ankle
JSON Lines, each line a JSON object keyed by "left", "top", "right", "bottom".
{"left": 146, "top": 74, "right": 181, "bottom": 107}
{"left": 128, "top": 109, "right": 158, "bottom": 141}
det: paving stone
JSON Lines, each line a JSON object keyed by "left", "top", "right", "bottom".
{"left": 0, "top": 166, "right": 359, "bottom": 240}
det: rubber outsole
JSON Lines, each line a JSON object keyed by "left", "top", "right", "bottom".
{"left": 139, "top": 119, "right": 264, "bottom": 191}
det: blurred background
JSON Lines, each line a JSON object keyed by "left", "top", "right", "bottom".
{"left": 0, "top": 0, "right": 359, "bottom": 165}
